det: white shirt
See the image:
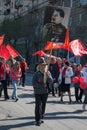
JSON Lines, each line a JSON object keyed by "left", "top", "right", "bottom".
{"left": 82, "top": 66, "right": 87, "bottom": 82}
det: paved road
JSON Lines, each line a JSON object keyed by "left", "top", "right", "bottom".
{"left": 0, "top": 73, "right": 87, "bottom": 130}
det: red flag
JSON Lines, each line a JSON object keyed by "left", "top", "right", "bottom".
{"left": 6, "top": 44, "right": 20, "bottom": 58}
{"left": 0, "top": 45, "right": 10, "bottom": 59}
{"left": 69, "top": 39, "right": 87, "bottom": 56}
{"left": 0, "top": 34, "right": 5, "bottom": 46}
{"left": 32, "top": 50, "right": 46, "bottom": 57}
{"left": 63, "top": 28, "right": 70, "bottom": 49}
{"left": 44, "top": 41, "right": 63, "bottom": 50}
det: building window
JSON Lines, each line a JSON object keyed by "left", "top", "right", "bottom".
{"left": 69, "top": 0, "right": 73, "bottom": 7}
{"left": 62, "top": 1, "right": 65, "bottom": 7}
{"left": 60, "top": 0, "right": 65, "bottom": 7}
{"left": 69, "top": 17, "right": 72, "bottom": 26}
{"left": 78, "top": 14, "right": 82, "bottom": 24}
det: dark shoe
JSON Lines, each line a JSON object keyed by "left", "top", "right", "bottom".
{"left": 12, "top": 97, "right": 15, "bottom": 100}
{"left": 15, "top": 98, "right": 19, "bottom": 102}
{"left": 40, "top": 120, "right": 44, "bottom": 123}
{"left": 5, "top": 98, "right": 9, "bottom": 101}
{"left": 5, "top": 96, "right": 10, "bottom": 100}
{"left": 7, "top": 96, "right": 10, "bottom": 99}
{"left": 79, "top": 99, "right": 82, "bottom": 103}
{"left": 35, "top": 121, "right": 41, "bottom": 126}
{"left": 22, "top": 84, "right": 25, "bottom": 87}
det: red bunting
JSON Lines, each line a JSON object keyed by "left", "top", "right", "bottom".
{"left": 6, "top": 44, "right": 20, "bottom": 58}
{"left": 0, "top": 45, "right": 10, "bottom": 60}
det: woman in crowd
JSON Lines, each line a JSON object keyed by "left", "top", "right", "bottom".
{"left": 10, "top": 61, "right": 22, "bottom": 101}
{"left": 73, "top": 64, "right": 83, "bottom": 103}
{"left": 0, "top": 57, "right": 10, "bottom": 100}
{"left": 59, "top": 61, "right": 73, "bottom": 102}
{"left": 20, "top": 58, "right": 29, "bottom": 87}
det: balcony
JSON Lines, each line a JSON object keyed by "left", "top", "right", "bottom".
{"left": 80, "top": 0, "right": 87, "bottom": 7}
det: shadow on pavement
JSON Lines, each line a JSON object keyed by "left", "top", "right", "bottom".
{"left": 0, "top": 121, "right": 35, "bottom": 130}
{"left": 18, "top": 93, "right": 34, "bottom": 98}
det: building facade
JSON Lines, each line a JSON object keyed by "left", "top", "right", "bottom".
{"left": 0, "top": 0, "right": 87, "bottom": 70}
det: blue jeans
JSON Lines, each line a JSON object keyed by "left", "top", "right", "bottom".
{"left": 12, "top": 80, "right": 19, "bottom": 98}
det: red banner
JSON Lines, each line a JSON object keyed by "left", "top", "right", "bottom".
{"left": 32, "top": 50, "right": 46, "bottom": 57}
{"left": 0, "top": 45, "right": 10, "bottom": 59}
{"left": 69, "top": 39, "right": 87, "bottom": 56}
{"left": 6, "top": 44, "right": 20, "bottom": 58}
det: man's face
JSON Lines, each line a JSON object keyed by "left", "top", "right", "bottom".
{"left": 39, "top": 64, "right": 46, "bottom": 72}
{"left": 51, "top": 10, "right": 63, "bottom": 24}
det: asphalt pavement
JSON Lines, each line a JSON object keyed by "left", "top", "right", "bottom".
{"left": 0, "top": 73, "right": 87, "bottom": 130}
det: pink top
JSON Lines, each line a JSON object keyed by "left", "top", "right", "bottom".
{"left": 10, "top": 68, "right": 22, "bottom": 81}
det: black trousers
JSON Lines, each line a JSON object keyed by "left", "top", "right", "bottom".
{"left": 75, "top": 87, "right": 83, "bottom": 101}
{"left": 35, "top": 93, "right": 48, "bottom": 122}
{"left": 21, "top": 74, "right": 26, "bottom": 87}
{"left": 83, "top": 89, "right": 87, "bottom": 104}
{"left": 1, "top": 80, "right": 9, "bottom": 99}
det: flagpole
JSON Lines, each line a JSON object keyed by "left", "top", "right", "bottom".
{"left": 46, "top": 42, "right": 53, "bottom": 71}
{"left": 65, "top": 28, "right": 70, "bottom": 62}
{"left": 44, "top": 42, "right": 53, "bottom": 84}
{"left": 67, "top": 45, "right": 69, "bottom": 61}
{"left": 19, "top": 54, "right": 24, "bottom": 60}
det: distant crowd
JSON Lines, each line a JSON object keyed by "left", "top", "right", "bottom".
{"left": 0, "top": 56, "right": 28, "bottom": 101}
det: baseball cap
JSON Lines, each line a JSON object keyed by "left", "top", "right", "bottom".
{"left": 38, "top": 58, "right": 47, "bottom": 65}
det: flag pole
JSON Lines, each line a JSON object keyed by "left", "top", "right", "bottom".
{"left": 19, "top": 54, "right": 24, "bottom": 59}
{"left": 44, "top": 42, "right": 53, "bottom": 84}
{"left": 65, "top": 28, "right": 70, "bottom": 62}
{"left": 46, "top": 42, "right": 53, "bottom": 71}
{"left": 67, "top": 45, "right": 69, "bottom": 61}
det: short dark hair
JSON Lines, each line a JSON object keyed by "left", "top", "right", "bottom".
{"left": 44, "top": 6, "right": 65, "bottom": 24}
{"left": 53, "top": 8, "right": 65, "bottom": 18}
{"left": 65, "top": 61, "right": 69, "bottom": 66}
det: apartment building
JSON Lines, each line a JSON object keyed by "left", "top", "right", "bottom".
{"left": 0, "top": 0, "right": 87, "bottom": 69}
{"left": 0, "top": 0, "right": 31, "bottom": 23}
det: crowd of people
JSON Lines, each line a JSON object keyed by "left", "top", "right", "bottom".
{"left": 32, "top": 56, "right": 87, "bottom": 126}
{"left": 0, "top": 55, "right": 87, "bottom": 126}
{"left": 0, "top": 56, "right": 28, "bottom": 101}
